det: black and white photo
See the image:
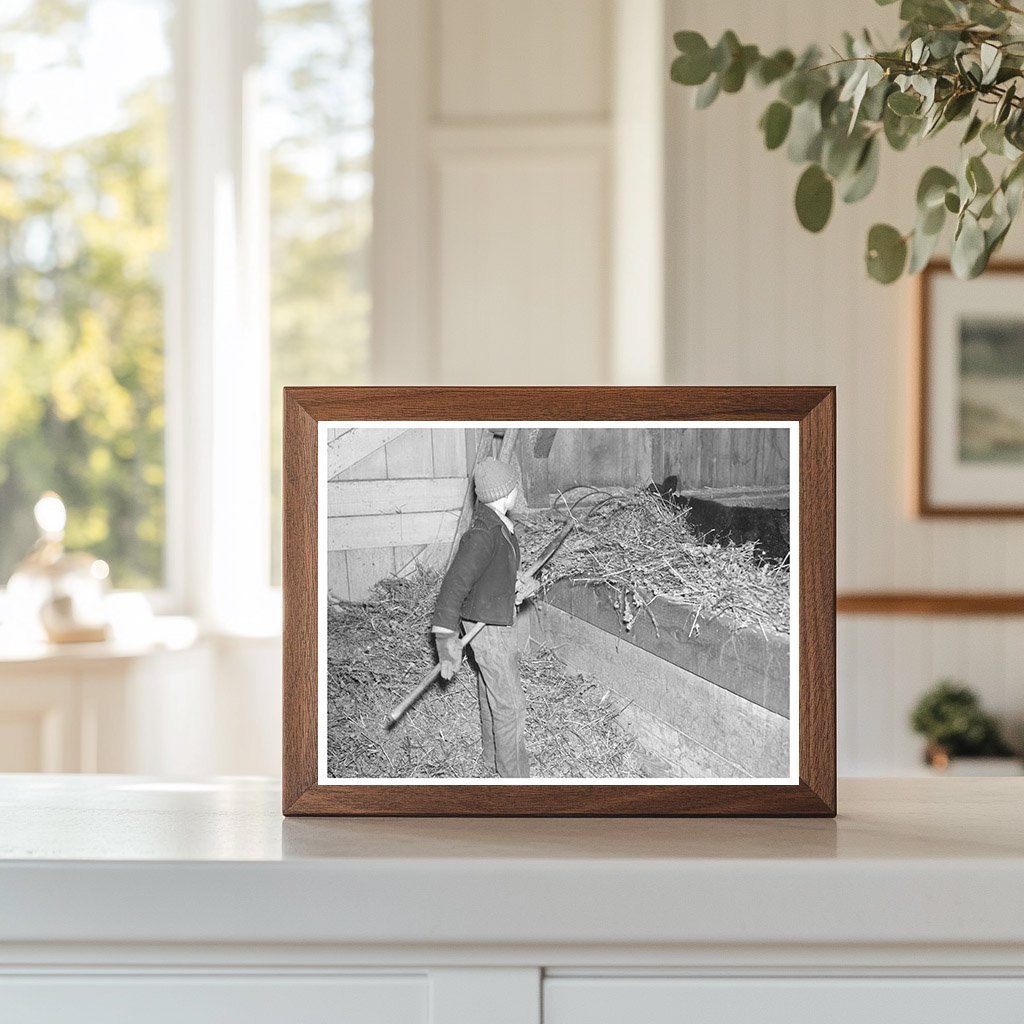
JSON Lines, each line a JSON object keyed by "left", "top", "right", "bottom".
{"left": 318, "top": 422, "right": 798, "bottom": 784}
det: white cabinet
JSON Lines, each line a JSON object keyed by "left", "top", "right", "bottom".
{"left": 1, "top": 777, "right": 1022, "bottom": 1024}
{"left": 1, "top": 974, "right": 428, "bottom": 1024}
{"left": 544, "top": 977, "right": 1024, "bottom": 1024}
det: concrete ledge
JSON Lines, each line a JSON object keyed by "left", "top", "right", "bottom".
{"left": 540, "top": 581, "right": 790, "bottom": 718}
{"left": 532, "top": 603, "right": 790, "bottom": 779}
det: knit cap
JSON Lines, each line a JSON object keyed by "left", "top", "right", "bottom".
{"left": 474, "top": 457, "right": 517, "bottom": 503}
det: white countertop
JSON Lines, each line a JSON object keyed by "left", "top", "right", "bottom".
{"left": 1, "top": 775, "right": 1022, "bottom": 951}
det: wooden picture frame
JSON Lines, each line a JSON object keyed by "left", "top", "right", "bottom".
{"left": 283, "top": 387, "right": 836, "bottom": 816}
{"left": 917, "top": 260, "right": 1024, "bottom": 517}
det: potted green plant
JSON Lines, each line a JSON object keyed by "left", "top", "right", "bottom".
{"left": 670, "top": 0, "right": 1024, "bottom": 283}
{"left": 909, "top": 679, "right": 1019, "bottom": 771}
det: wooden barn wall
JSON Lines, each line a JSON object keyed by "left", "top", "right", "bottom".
{"left": 325, "top": 427, "right": 474, "bottom": 601}
{"left": 518, "top": 428, "right": 653, "bottom": 508}
{"left": 666, "top": 0, "right": 1024, "bottom": 775}
{"left": 518, "top": 427, "right": 788, "bottom": 508}
{"left": 653, "top": 427, "right": 789, "bottom": 493}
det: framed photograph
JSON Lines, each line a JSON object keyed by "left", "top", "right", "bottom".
{"left": 283, "top": 387, "right": 835, "bottom": 816}
{"left": 918, "top": 261, "right": 1024, "bottom": 516}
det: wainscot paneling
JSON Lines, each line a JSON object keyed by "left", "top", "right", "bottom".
{"left": 372, "top": 0, "right": 666, "bottom": 387}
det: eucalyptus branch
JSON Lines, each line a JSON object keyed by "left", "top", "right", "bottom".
{"left": 670, "top": 0, "right": 1024, "bottom": 283}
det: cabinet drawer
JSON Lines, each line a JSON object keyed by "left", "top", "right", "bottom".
{"left": 0, "top": 973, "right": 427, "bottom": 1024}
{"left": 544, "top": 977, "right": 1024, "bottom": 1024}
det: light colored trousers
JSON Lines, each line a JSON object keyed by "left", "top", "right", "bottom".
{"left": 462, "top": 618, "right": 530, "bottom": 778}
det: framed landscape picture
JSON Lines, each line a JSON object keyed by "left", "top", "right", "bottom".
{"left": 918, "top": 262, "right": 1024, "bottom": 516}
{"left": 282, "top": 387, "right": 836, "bottom": 816}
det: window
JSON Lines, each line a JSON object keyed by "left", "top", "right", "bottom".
{"left": 0, "top": 0, "right": 373, "bottom": 621}
{"left": 0, "top": 0, "right": 173, "bottom": 589}
{"left": 260, "top": 0, "right": 373, "bottom": 582}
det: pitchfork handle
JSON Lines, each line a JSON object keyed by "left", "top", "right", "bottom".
{"left": 382, "top": 521, "right": 573, "bottom": 730}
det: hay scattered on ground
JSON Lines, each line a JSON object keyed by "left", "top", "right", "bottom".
{"left": 519, "top": 488, "right": 790, "bottom": 635}
{"left": 326, "top": 568, "right": 646, "bottom": 779}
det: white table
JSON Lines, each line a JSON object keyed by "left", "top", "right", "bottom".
{"left": 1, "top": 775, "right": 1022, "bottom": 1023}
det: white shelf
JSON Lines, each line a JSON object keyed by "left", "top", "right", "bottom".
{"left": 0, "top": 775, "right": 1022, "bottom": 951}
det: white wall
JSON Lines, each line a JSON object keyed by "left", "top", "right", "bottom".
{"left": 373, "top": 0, "right": 665, "bottom": 387}
{"left": 664, "top": 0, "right": 1024, "bottom": 772}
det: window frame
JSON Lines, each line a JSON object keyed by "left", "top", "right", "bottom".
{"left": 165, "top": 0, "right": 280, "bottom": 633}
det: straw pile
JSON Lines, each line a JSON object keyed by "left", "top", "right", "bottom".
{"left": 325, "top": 568, "right": 646, "bottom": 779}
{"left": 519, "top": 488, "right": 790, "bottom": 636}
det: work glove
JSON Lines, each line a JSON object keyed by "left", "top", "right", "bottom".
{"left": 435, "top": 632, "right": 463, "bottom": 680}
{"left": 515, "top": 573, "right": 541, "bottom": 606}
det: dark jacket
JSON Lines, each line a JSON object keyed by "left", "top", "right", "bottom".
{"left": 432, "top": 503, "right": 521, "bottom": 631}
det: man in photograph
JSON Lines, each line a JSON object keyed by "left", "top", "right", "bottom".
{"left": 431, "top": 457, "right": 539, "bottom": 777}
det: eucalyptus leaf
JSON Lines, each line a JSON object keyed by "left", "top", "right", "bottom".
{"left": 671, "top": 40, "right": 712, "bottom": 87}
{"left": 779, "top": 73, "right": 807, "bottom": 106}
{"left": 922, "top": 108, "right": 942, "bottom": 137}
{"left": 942, "top": 91, "right": 974, "bottom": 122}
{"left": 981, "top": 121, "right": 1005, "bottom": 155}
{"left": 927, "top": 30, "right": 962, "bottom": 60}
{"left": 866, "top": 223, "right": 908, "bottom": 283}
{"left": 908, "top": 221, "right": 943, "bottom": 273}
{"left": 842, "top": 137, "right": 880, "bottom": 203}
{"left": 754, "top": 49, "right": 795, "bottom": 87}
{"left": 914, "top": 75, "right": 937, "bottom": 111}
{"left": 884, "top": 106, "right": 922, "bottom": 150}
{"left": 967, "top": 154, "right": 995, "bottom": 195}
{"left": 958, "top": 158, "right": 978, "bottom": 207}
{"left": 962, "top": 115, "right": 983, "bottom": 145}
{"left": 917, "top": 166, "right": 957, "bottom": 210}
{"left": 820, "top": 85, "right": 841, "bottom": 126}
{"left": 671, "top": 55, "right": 703, "bottom": 87}
{"left": 822, "top": 128, "right": 864, "bottom": 178}
{"left": 987, "top": 212, "right": 1013, "bottom": 259}
{"left": 980, "top": 42, "right": 1002, "bottom": 86}
{"left": 903, "top": 0, "right": 958, "bottom": 28}
{"left": 694, "top": 73, "right": 721, "bottom": 109}
{"left": 674, "top": 29, "right": 707, "bottom": 53}
{"left": 921, "top": 199, "right": 946, "bottom": 235}
{"left": 996, "top": 82, "right": 1017, "bottom": 124}
{"left": 710, "top": 31, "right": 740, "bottom": 73}
{"left": 1003, "top": 158, "right": 1024, "bottom": 216}
{"left": 888, "top": 90, "right": 921, "bottom": 115}
{"left": 840, "top": 64, "right": 871, "bottom": 131}
{"left": 787, "top": 100, "right": 823, "bottom": 162}
{"left": 721, "top": 44, "right": 759, "bottom": 93}
{"left": 957, "top": 53, "right": 982, "bottom": 88}
{"left": 970, "top": 2, "right": 1009, "bottom": 30}
{"left": 1006, "top": 173, "right": 1024, "bottom": 218}
{"left": 795, "top": 164, "right": 834, "bottom": 232}
{"left": 861, "top": 79, "right": 892, "bottom": 122}
{"left": 760, "top": 101, "right": 793, "bottom": 150}
{"left": 951, "top": 211, "right": 986, "bottom": 278}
